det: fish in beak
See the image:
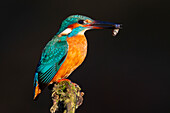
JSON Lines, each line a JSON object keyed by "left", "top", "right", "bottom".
{"left": 90, "top": 20, "right": 122, "bottom": 36}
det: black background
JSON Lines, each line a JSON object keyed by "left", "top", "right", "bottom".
{"left": 0, "top": 0, "right": 170, "bottom": 113}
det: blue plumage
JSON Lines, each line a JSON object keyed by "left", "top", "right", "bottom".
{"left": 33, "top": 37, "right": 68, "bottom": 99}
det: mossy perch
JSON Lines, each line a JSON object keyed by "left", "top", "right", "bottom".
{"left": 50, "top": 79, "right": 84, "bottom": 113}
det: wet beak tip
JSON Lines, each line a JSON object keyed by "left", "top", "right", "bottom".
{"left": 114, "top": 24, "right": 123, "bottom": 29}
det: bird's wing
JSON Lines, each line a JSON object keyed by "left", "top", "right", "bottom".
{"left": 34, "top": 39, "right": 68, "bottom": 90}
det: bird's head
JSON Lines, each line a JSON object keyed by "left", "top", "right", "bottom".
{"left": 57, "top": 15, "right": 122, "bottom": 37}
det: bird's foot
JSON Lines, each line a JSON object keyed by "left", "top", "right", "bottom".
{"left": 57, "top": 79, "right": 71, "bottom": 83}
{"left": 57, "top": 79, "right": 78, "bottom": 87}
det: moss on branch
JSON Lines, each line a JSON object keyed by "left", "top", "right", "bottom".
{"left": 50, "top": 79, "right": 84, "bottom": 113}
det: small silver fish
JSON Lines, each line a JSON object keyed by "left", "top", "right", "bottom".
{"left": 112, "top": 29, "right": 119, "bottom": 36}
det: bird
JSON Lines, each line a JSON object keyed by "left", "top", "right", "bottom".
{"left": 33, "top": 15, "right": 122, "bottom": 100}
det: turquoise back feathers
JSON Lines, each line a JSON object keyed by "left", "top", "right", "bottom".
{"left": 33, "top": 36, "right": 68, "bottom": 99}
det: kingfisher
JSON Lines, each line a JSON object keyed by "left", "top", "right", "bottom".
{"left": 33, "top": 15, "right": 122, "bottom": 100}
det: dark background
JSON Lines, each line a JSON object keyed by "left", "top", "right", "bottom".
{"left": 0, "top": 0, "right": 170, "bottom": 113}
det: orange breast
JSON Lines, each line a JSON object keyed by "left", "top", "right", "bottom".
{"left": 51, "top": 35, "right": 87, "bottom": 83}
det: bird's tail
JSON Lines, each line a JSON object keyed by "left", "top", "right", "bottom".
{"left": 33, "top": 73, "right": 41, "bottom": 100}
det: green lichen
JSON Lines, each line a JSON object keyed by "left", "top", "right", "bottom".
{"left": 50, "top": 80, "right": 84, "bottom": 113}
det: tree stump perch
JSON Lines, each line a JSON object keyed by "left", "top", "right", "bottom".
{"left": 50, "top": 79, "right": 84, "bottom": 113}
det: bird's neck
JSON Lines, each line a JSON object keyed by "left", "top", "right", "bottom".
{"left": 67, "top": 27, "right": 88, "bottom": 37}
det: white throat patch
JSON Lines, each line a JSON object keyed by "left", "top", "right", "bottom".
{"left": 77, "top": 29, "right": 89, "bottom": 35}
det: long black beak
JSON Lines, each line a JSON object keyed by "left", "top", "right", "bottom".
{"left": 90, "top": 20, "right": 122, "bottom": 29}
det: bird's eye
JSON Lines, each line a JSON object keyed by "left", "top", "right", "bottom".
{"left": 78, "top": 20, "right": 86, "bottom": 24}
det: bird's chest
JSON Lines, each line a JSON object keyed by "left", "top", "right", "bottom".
{"left": 52, "top": 35, "right": 87, "bottom": 81}
{"left": 67, "top": 35, "right": 87, "bottom": 60}
{"left": 65, "top": 35, "right": 87, "bottom": 70}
